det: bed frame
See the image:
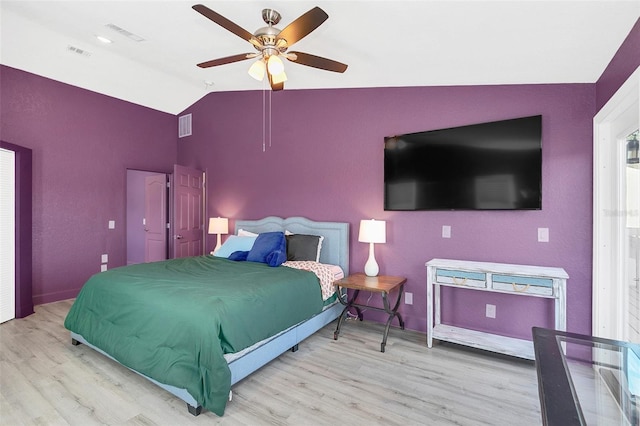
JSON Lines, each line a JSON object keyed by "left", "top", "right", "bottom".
{"left": 70, "top": 216, "right": 349, "bottom": 416}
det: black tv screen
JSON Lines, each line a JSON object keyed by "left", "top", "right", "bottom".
{"left": 384, "top": 115, "right": 542, "bottom": 211}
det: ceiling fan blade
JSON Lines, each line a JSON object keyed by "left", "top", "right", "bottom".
{"left": 288, "top": 51, "right": 348, "bottom": 73}
{"left": 276, "top": 7, "right": 328, "bottom": 47}
{"left": 197, "top": 53, "right": 254, "bottom": 68}
{"left": 268, "top": 72, "right": 284, "bottom": 91}
{"left": 192, "top": 4, "right": 260, "bottom": 46}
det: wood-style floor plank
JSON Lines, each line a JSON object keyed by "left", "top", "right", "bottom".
{"left": 0, "top": 300, "right": 542, "bottom": 425}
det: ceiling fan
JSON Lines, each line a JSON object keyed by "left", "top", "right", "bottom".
{"left": 192, "top": 4, "right": 348, "bottom": 91}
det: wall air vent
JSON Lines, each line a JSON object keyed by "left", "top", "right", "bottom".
{"left": 105, "top": 23, "right": 145, "bottom": 42}
{"left": 178, "top": 114, "right": 192, "bottom": 138}
{"left": 67, "top": 45, "right": 91, "bottom": 57}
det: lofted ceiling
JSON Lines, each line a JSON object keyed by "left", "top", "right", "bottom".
{"left": 1, "top": 1, "right": 638, "bottom": 114}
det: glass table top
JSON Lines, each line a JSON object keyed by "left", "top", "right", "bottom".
{"left": 533, "top": 327, "right": 640, "bottom": 426}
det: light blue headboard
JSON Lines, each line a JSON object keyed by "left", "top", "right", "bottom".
{"left": 234, "top": 216, "right": 349, "bottom": 276}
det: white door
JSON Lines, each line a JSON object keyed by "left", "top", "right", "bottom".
{"left": 625, "top": 130, "right": 639, "bottom": 342}
{"left": 593, "top": 66, "right": 640, "bottom": 342}
{"left": 144, "top": 174, "right": 168, "bottom": 262}
{"left": 0, "top": 148, "right": 16, "bottom": 323}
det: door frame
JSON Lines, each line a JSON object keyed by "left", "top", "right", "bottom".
{"left": 593, "top": 66, "right": 639, "bottom": 340}
{"left": 0, "top": 141, "right": 33, "bottom": 319}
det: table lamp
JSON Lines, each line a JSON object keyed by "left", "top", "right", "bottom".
{"left": 208, "top": 217, "right": 229, "bottom": 254}
{"left": 358, "top": 219, "right": 386, "bottom": 276}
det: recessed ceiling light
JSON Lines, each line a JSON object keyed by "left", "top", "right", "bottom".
{"left": 95, "top": 35, "right": 112, "bottom": 44}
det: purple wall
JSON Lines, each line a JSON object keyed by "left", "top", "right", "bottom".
{"left": 595, "top": 18, "right": 640, "bottom": 112}
{"left": 0, "top": 19, "right": 636, "bottom": 335}
{"left": 0, "top": 65, "right": 177, "bottom": 304}
{"left": 176, "top": 20, "right": 639, "bottom": 339}
{"left": 178, "top": 84, "right": 595, "bottom": 338}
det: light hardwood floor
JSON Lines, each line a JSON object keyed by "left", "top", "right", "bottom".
{"left": 0, "top": 300, "right": 542, "bottom": 425}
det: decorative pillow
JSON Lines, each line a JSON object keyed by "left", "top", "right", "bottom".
{"left": 213, "top": 235, "right": 257, "bottom": 258}
{"left": 237, "top": 228, "right": 259, "bottom": 237}
{"left": 247, "top": 231, "right": 287, "bottom": 267}
{"left": 228, "top": 250, "right": 249, "bottom": 261}
{"left": 285, "top": 234, "right": 323, "bottom": 262}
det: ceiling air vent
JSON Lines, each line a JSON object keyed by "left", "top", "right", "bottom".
{"left": 67, "top": 45, "right": 91, "bottom": 57}
{"left": 178, "top": 114, "right": 192, "bottom": 138}
{"left": 105, "top": 23, "right": 145, "bottom": 42}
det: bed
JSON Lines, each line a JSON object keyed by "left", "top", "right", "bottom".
{"left": 64, "top": 216, "right": 349, "bottom": 416}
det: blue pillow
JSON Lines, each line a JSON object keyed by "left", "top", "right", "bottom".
{"left": 213, "top": 235, "right": 257, "bottom": 258}
{"left": 228, "top": 250, "right": 249, "bottom": 261}
{"left": 247, "top": 231, "right": 287, "bottom": 267}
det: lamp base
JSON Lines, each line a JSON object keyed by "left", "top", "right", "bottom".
{"left": 213, "top": 234, "right": 222, "bottom": 254}
{"left": 364, "top": 242, "right": 379, "bottom": 277}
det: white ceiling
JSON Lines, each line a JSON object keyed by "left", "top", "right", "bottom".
{"left": 1, "top": 1, "right": 638, "bottom": 114}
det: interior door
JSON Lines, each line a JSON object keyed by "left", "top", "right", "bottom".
{"left": 171, "top": 164, "right": 205, "bottom": 258}
{"left": 144, "top": 174, "right": 168, "bottom": 262}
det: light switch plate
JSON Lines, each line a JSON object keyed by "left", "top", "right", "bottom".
{"left": 442, "top": 225, "right": 451, "bottom": 238}
{"left": 108, "top": 220, "right": 116, "bottom": 229}
{"left": 486, "top": 304, "right": 496, "bottom": 318}
{"left": 538, "top": 227, "right": 549, "bottom": 242}
{"left": 101, "top": 254, "right": 108, "bottom": 263}
{"left": 100, "top": 264, "right": 108, "bottom": 272}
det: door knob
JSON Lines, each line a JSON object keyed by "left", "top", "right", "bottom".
{"left": 175, "top": 234, "right": 183, "bottom": 239}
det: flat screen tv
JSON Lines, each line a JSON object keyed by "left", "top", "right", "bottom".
{"left": 384, "top": 115, "right": 542, "bottom": 211}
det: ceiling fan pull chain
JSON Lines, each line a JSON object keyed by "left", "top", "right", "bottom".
{"left": 262, "top": 82, "right": 266, "bottom": 152}
{"left": 269, "top": 89, "right": 272, "bottom": 149}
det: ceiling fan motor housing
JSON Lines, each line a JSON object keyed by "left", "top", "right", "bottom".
{"left": 254, "top": 9, "right": 286, "bottom": 56}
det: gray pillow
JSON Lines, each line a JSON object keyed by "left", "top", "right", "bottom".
{"left": 286, "top": 234, "right": 321, "bottom": 261}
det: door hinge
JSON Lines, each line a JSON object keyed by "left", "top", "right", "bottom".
{"left": 166, "top": 182, "right": 170, "bottom": 188}
{"left": 166, "top": 223, "right": 170, "bottom": 229}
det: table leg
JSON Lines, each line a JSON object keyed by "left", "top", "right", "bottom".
{"left": 380, "top": 284, "right": 404, "bottom": 352}
{"left": 334, "top": 289, "right": 360, "bottom": 340}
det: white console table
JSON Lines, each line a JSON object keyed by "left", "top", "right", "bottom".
{"left": 426, "top": 258, "right": 568, "bottom": 360}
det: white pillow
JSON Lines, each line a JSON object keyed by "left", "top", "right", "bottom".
{"left": 237, "top": 228, "right": 258, "bottom": 237}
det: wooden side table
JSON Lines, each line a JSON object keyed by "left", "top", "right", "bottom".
{"left": 333, "top": 273, "right": 406, "bottom": 352}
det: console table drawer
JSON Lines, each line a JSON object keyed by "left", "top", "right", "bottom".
{"left": 436, "top": 269, "right": 487, "bottom": 288}
{"left": 492, "top": 274, "right": 554, "bottom": 296}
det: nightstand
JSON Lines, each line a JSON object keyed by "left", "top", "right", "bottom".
{"left": 333, "top": 273, "right": 406, "bottom": 352}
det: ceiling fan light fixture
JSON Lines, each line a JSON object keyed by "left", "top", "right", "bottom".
{"left": 271, "top": 71, "right": 287, "bottom": 85}
{"left": 267, "top": 54, "right": 285, "bottom": 75}
{"left": 248, "top": 59, "right": 266, "bottom": 81}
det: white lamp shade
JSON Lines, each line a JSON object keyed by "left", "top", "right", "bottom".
{"left": 267, "top": 55, "right": 285, "bottom": 75}
{"left": 208, "top": 217, "right": 229, "bottom": 235}
{"left": 358, "top": 219, "right": 386, "bottom": 244}
{"left": 271, "top": 70, "right": 288, "bottom": 84}
{"left": 248, "top": 60, "right": 265, "bottom": 81}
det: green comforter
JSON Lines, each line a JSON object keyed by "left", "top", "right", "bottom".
{"left": 64, "top": 256, "right": 324, "bottom": 416}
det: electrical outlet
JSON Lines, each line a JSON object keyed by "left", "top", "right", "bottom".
{"left": 442, "top": 225, "right": 451, "bottom": 238}
{"left": 486, "top": 304, "right": 496, "bottom": 318}
{"left": 100, "top": 264, "right": 108, "bottom": 272}
{"left": 405, "top": 292, "right": 413, "bottom": 305}
{"left": 101, "top": 254, "right": 108, "bottom": 263}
